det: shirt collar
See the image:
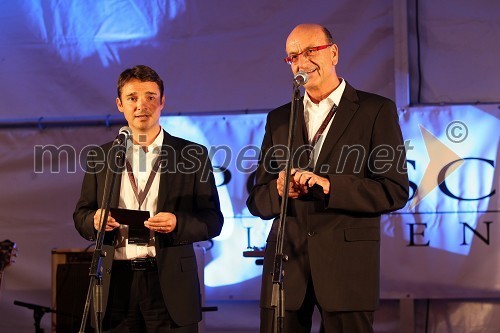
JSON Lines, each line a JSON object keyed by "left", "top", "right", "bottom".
{"left": 127, "top": 127, "right": 164, "bottom": 154}
{"left": 303, "top": 78, "right": 346, "bottom": 109}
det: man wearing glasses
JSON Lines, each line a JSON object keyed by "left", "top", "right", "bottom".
{"left": 247, "top": 24, "right": 409, "bottom": 332}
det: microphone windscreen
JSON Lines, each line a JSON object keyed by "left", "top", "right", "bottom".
{"left": 293, "top": 71, "right": 309, "bottom": 86}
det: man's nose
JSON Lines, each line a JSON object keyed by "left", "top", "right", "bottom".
{"left": 136, "top": 99, "right": 145, "bottom": 110}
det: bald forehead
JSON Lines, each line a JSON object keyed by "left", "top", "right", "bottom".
{"left": 290, "top": 24, "right": 325, "bottom": 35}
{"left": 286, "top": 24, "right": 329, "bottom": 53}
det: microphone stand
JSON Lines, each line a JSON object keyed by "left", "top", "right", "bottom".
{"left": 270, "top": 82, "right": 302, "bottom": 333}
{"left": 14, "top": 300, "right": 56, "bottom": 333}
{"left": 78, "top": 141, "right": 126, "bottom": 333}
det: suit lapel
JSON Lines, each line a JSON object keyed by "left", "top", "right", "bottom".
{"left": 111, "top": 170, "right": 122, "bottom": 208}
{"left": 156, "top": 130, "right": 174, "bottom": 213}
{"left": 314, "top": 82, "right": 359, "bottom": 172}
{"left": 104, "top": 144, "right": 124, "bottom": 208}
{"left": 293, "top": 100, "right": 311, "bottom": 168}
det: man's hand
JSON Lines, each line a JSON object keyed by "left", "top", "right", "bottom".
{"left": 93, "top": 209, "right": 120, "bottom": 231}
{"left": 144, "top": 212, "right": 177, "bottom": 233}
{"left": 277, "top": 168, "right": 330, "bottom": 198}
{"left": 277, "top": 169, "right": 306, "bottom": 198}
{"left": 292, "top": 169, "right": 330, "bottom": 194}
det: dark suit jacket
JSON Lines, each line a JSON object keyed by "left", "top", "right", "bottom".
{"left": 247, "top": 82, "right": 409, "bottom": 312}
{"left": 74, "top": 130, "right": 223, "bottom": 326}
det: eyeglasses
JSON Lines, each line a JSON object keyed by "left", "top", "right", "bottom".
{"left": 284, "top": 44, "right": 333, "bottom": 65}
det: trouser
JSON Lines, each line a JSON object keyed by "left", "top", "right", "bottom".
{"left": 260, "top": 278, "right": 374, "bottom": 333}
{"left": 101, "top": 259, "right": 198, "bottom": 333}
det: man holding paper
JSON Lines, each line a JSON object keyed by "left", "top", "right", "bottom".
{"left": 74, "top": 65, "right": 223, "bottom": 332}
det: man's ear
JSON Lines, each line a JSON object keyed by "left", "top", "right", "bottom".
{"left": 331, "top": 44, "right": 339, "bottom": 65}
{"left": 160, "top": 95, "right": 166, "bottom": 109}
{"left": 116, "top": 97, "right": 124, "bottom": 113}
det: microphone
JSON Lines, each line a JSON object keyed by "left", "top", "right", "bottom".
{"left": 113, "top": 126, "right": 132, "bottom": 145}
{"left": 293, "top": 71, "right": 309, "bottom": 86}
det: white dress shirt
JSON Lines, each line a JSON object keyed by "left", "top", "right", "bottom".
{"left": 303, "top": 78, "right": 346, "bottom": 166}
{"left": 113, "top": 129, "right": 164, "bottom": 260}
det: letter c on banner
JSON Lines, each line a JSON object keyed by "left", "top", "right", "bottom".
{"left": 438, "top": 157, "right": 495, "bottom": 201}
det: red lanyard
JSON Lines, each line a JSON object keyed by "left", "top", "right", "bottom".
{"left": 309, "top": 103, "right": 338, "bottom": 147}
{"left": 303, "top": 103, "right": 338, "bottom": 168}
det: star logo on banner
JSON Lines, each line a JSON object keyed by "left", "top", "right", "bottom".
{"left": 409, "top": 124, "right": 465, "bottom": 209}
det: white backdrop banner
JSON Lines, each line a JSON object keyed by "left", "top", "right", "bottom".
{"left": 160, "top": 104, "right": 499, "bottom": 300}
{"left": 381, "top": 104, "right": 499, "bottom": 299}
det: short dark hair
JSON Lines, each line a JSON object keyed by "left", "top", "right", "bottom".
{"left": 322, "top": 26, "right": 334, "bottom": 44}
{"left": 117, "top": 65, "right": 164, "bottom": 100}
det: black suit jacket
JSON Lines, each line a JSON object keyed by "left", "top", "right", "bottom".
{"left": 247, "top": 82, "right": 409, "bottom": 312}
{"left": 74, "top": 130, "right": 223, "bottom": 326}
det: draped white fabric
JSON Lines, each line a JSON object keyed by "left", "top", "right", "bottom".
{"left": 0, "top": 0, "right": 397, "bottom": 119}
{"left": 1, "top": 106, "right": 499, "bottom": 331}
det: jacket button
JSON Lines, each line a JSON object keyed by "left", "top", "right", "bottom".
{"left": 307, "top": 231, "right": 315, "bottom": 237}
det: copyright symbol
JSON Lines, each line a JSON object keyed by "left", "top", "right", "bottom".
{"left": 446, "top": 120, "right": 468, "bottom": 143}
